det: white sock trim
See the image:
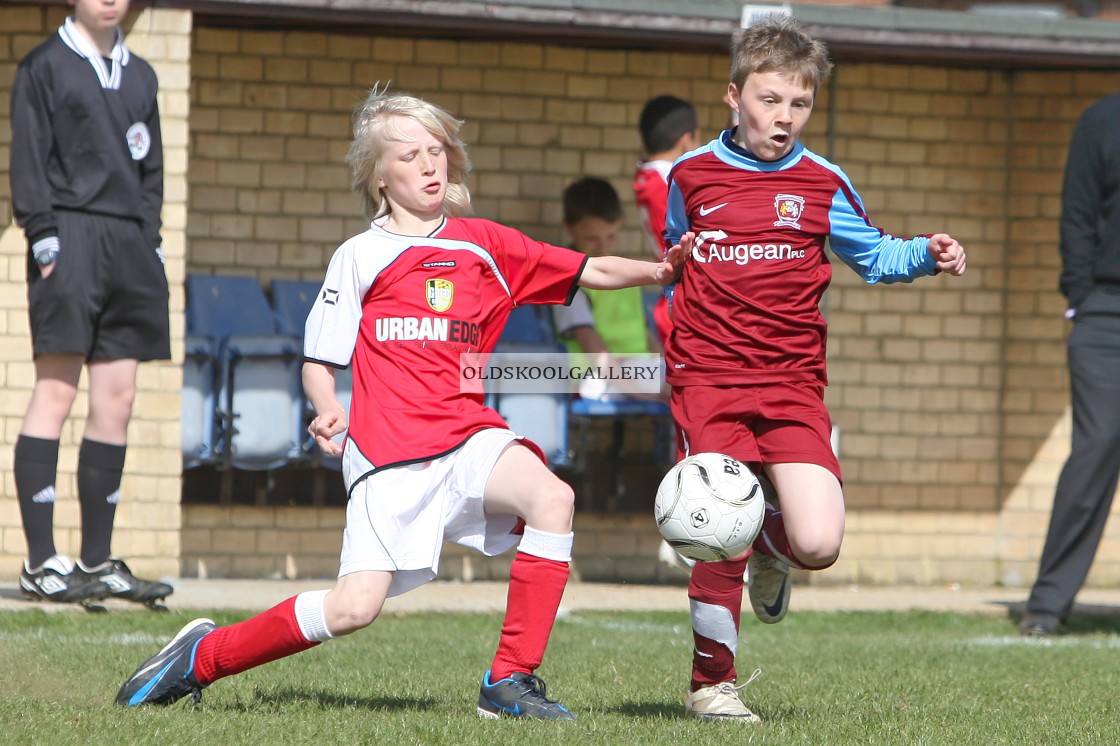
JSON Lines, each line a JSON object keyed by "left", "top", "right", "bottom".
{"left": 294, "top": 589, "right": 334, "bottom": 642}
{"left": 517, "top": 526, "right": 574, "bottom": 563}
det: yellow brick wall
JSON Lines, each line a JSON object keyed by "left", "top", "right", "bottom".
{"left": 994, "top": 70, "right": 1120, "bottom": 589}
{"left": 3, "top": 12, "right": 1119, "bottom": 588}
{"left": 827, "top": 65, "right": 1120, "bottom": 588}
{"left": 0, "top": 6, "right": 190, "bottom": 579}
{"left": 184, "top": 30, "right": 732, "bottom": 283}
{"left": 180, "top": 506, "right": 684, "bottom": 584}
{"left": 824, "top": 63, "right": 1012, "bottom": 584}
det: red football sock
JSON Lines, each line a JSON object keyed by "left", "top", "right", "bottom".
{"left": 688, "top": 556, "right": 748, "bottom": 690}
{"left": 194, "top": 596, "right": 319, "bottom": 685}
{"left": 489, "top": 552, "right": 569, "bottom": 681}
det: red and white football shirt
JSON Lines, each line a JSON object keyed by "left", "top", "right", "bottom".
{"left": 304, "top": 217, "right": 585, "bottom": 489}
{"left": 634, "top": 159, "right": 675, "bottom": 346}
{"left": 633, "top": 159, "right": 673, "bottom": 261}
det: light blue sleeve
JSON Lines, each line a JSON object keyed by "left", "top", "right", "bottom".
{"left": 662, "top": 180, "right": 691, "bottom": 305}
{"left": 827, "top": 186, "right": 938, "bottom": 285}
{"left": 664, "top": 179, "right": 690, "bottom": 247}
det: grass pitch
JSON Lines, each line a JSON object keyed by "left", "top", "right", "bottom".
{"left": 1, "top": 605, "right": 1118, "bottom": 745}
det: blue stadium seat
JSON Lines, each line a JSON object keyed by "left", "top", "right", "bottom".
{"left": 269, "top": 279, "right": 352, "bottom": 470}
{"left": 181, "top": 333, "right": 219, "bottom": 469}
{"left": 497, "top": 301, "right": 557, "bottom": 346}
{"left": 270, "top": 279, "right": 320, "bottom": 338}
{"left": 565, "top": 288, "right": 675, "bottom": 511}
{"left": 184, "top": 274, "right": 305, "bottom": 471}
{"left": 568, "top": 390, "right": 674, "bottom": 512}
{"left": 490, "top": 305, "right": 571, "bottom": 469}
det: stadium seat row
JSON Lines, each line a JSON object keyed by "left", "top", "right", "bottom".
{"left": 491, "top": 303, "right": 674, "bottom": 510}
{"left": 182, "top": 275, "right": 351, "bottom": 473}
{"left": 180, "top": 277, "right": 669, "bottom": 509}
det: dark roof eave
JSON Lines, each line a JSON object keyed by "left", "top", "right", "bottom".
{"left": 171, "top": 0, "right": 740, "bottom": 49}
{"left": 806, "top": 24, "right": 1120, "bottom": 68}
{"left": 153, "top": 0, "right": 1120, "bottom": 68}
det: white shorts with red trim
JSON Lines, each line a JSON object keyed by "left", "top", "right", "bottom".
{"left": 338, "top": 428, "right": 525, "bottom": 597}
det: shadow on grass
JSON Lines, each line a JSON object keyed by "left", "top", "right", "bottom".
{"left": 1064, "top": 615, "right": 1120, "bottom": 634}
{"left": 0, "top": 587, "right": 25, "bottom": 601}
{"left": 230, "top": 688, "right": 440, "bottom": 712}
{"left": 604, "top": 700, "right": 681, "bottom": 718}
{"left": 605, "top": 699, "right": 802, "bottom": 723}
{"left": 1001, "top": 599, "right": 1120, "bottom": 635}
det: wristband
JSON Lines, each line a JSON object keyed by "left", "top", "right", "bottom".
{"left": 32, "top": 236, "right": 60, "bottom": 266}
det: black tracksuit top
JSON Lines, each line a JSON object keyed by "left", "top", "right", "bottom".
{"left": 1059, "top": 91, "right": 1120, "bottom": 310}
{"left": 9, "top": 32, "right": 163, "bottom": 249}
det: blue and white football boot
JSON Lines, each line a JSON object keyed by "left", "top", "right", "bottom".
{"left": 116, "top": 618, "right": 217, "bottom": 706}
{"left": 477, "top": 671, "right": 575, "bottom": 720}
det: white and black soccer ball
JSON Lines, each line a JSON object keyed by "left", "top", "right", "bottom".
{"left": 654, "top": 452, "right": 765, "bottom": 562}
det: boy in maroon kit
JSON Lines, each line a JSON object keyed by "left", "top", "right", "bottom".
{"left": 116, "top": 88, "right": 686, "bottom": 719}
{"left": 663, "top": 17, "right": 966, "bottom": 722}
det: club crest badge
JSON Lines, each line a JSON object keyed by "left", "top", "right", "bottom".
{"left": 774, "top": 194, "right": 805, "bottom": 229}
{"left": 426, "top": 278, "right": 454, "bottom": 312}
{"left": 126, "top": 122, "right": 151, "bottom": 161}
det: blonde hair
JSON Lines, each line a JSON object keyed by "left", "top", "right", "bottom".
{"left": 730, "top": 16, "right": 833, "bottom": 93}
{"left": 346, "top": 85, "right": 472, "bottom": 220}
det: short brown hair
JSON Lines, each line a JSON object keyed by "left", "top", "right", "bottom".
{"left": 730, "top": 15, "right": 833, "bottom": 93}
{"left": 562, "top": 177, "right": 622, "bottom": 226}
{"left": 639, "top": 95, "right": 697, "bottom": 154}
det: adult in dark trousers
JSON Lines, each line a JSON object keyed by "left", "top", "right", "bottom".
{"left": 1021, "top": 91, "right": 1120, "bottom": 636}
{"left": 9, "top": 0, "right": 173, "bottom": 608}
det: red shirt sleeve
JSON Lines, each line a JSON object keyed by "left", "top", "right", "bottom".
{"left": 634, "top": 168, "right": 669, "bottom": 260}
{"left": 459, "top": 218, "right": 586, "bottom": 306}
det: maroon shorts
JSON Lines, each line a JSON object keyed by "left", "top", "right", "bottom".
{"left": 670, "top": 381, "right": 841, "bottom": 482}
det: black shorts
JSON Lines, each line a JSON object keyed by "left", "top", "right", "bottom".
{"left": 27, "top": 211, "right": 170, "bottom": 361}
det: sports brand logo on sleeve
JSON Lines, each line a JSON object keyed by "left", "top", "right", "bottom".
{"left": 126, "top": 122, "right": 151, "bottom": 160}
{"left": 425, "top": 278, "right": 454, "bottom": 312}
{"left": 773, "top": 194, "right": 805, "bottom": 229}
{"left": 322, "top": 288, "right": 339, "bottom": 305}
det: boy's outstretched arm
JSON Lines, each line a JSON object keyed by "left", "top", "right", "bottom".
{"left": 928, "top": 233, "right": 967, "bottom": 276}
{"left": 303, "top": 361, "right": 347, "bottom": 455}
{"left": 579, "top": 233, "right": 692, "bottom": 290}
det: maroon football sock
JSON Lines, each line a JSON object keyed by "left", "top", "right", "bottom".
{"left": 753, "top": 504, "right": 835, "bottom": 570}
{"left": 688, "top": 556, "right": 748, "bottom": 690}
{"left": 754, "top": 504, "right": 800, "bottom": 566}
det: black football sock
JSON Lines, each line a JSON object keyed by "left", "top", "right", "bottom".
{"left": 77, "top": 439, "right": 126, "bottom": 567}
{"left": 14, "top": 435, "right": 60, "bottom": 569}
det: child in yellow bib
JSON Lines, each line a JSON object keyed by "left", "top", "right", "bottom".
{"left": 551, "top": 177, "right": 665, "bottom": 402}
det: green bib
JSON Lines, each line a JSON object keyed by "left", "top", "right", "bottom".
{"left": 566, "top": 286, "right": 650, "bottom": 355}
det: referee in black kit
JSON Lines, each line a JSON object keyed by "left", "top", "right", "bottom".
{"left": 9, "top": 0, "right": 173, "bottom": 608}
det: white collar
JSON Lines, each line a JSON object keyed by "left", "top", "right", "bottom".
{"left": 58, "top": 16, "right": 130, "bottom": 90}
{"left": 638, "top": 159, "right": 673, "bottom": 181}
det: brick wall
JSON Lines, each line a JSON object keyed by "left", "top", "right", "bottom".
{"left": 3, "top": 11, "right": 1119, "bottom": 588}
{"left": 180, "top": 505, "right": 684, "bottom": 584}
{"left": 0, "top": 6, "right": 190, "bottom": 579}
{"left": 995, "top": 70, "right": 1120, "bottom": 588}
{"left": 184, "top": 29, "right": 732, "bottom": 282}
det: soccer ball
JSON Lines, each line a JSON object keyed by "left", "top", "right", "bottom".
{"left": 654, "top": 452, "right": 765, "bottom": 562}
